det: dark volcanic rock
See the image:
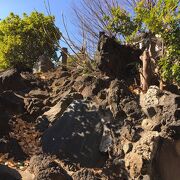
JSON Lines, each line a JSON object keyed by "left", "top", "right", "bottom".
{"left": 0, "top": 138, "right": 27, "bottom": 161}
{"left": 21, "top": 71, "right": 46, "bottom": 89}
{"left": 0, "top": 57, "right": 179, "bottom": 180}
{"left": 0, "top": 91, "right": 25, "bottom": 135}
{"left": 24, "top": 97, "right": 45, "bottom": 118}
{"left": 23, "top": 88, "right": 50, "bottom": 118}
{"left": 35, "top": 116, "right": 50, "bottom": 132}
{"left": 0, "top": 111, "right": 10, "bottom": 135}
{"left": 108, "top": 79, "right": 139, "bottom": 120}
{"left": 0, "top": 68, "right": 26, "bottom": 91}
{"left": 92, "top": 78, "right": 110, "bottom": 95}
{"left": 95, "top": 34, "right": 142, "bottom": 78}
{"left": 42, "top": 100, "right": 107, "bottom": 168}
{"left": 59, "top": 71, "right": 71, "bottom": 78}
{"left": 0, "top": 91, "right": 25, "bottom": 114}
{"left": 0, "top": 164, "right": 21, "bottom": 180}
{"left": 29, "top": 155, "right": 71, "bottom": 180}
{"left": 123, "top": 100, "right": 142, "bottom": 119}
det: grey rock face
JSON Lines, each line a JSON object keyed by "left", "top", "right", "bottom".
{"left": 140, "top": 86, "right": 180, "bottom": 124}
{"left": 99, "top": 125, "right": 113, "bottom": 154}
{"left": 42, "top": 100, "right": 107, "bottom": 168}
{"left": 140, "top": 86, "right": 161, "bottom": 118}
{"left": 33, "top": 55, "right": 54, "bottom": 73}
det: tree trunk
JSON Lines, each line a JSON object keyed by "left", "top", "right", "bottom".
{"left": 140, "top": 50, "right": 152, "bottom": 93}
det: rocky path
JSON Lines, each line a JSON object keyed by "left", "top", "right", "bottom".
{"left": 0, "top": 66, "right": 179, "bottom": 180}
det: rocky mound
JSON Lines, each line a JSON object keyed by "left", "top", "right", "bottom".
{"left": 0, "top": 47, "right": 179, "bottom": 179}
{"left": 95, "top": 33, "right": 142, "bottom": 78}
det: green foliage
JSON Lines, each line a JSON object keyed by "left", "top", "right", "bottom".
{"left": 0, "top": 12, "right": 61, "bottom": 69}
{"left": 104, "top": 7, "right": 139, "bottom": 42}
{"left": 135, "top": 0, "right": 180, "bottom": 84}
{"left": 158, "top": 21, "right": 180, "bottom": 83}
{"left": 104, "top": 0, "right": 180, "bottom": 84}
{"left": 135, "top": 0, "right": 179, "bottom": 33}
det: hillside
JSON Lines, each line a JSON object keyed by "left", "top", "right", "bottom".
{"left": 0, "top": 35, "right": 179, "bottom": 180}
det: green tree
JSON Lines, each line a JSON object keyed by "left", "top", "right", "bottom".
{"left": 135, "top": 0, "right": 180, "bottom": 84}
{"left": 105, "top": 0, "right": 180, "bottom": 85}
{"left": 104, "top": 6, "right": 139, "bottom": 42}
{"left": 0, "top": 12, "right": 61, "bottom": 69}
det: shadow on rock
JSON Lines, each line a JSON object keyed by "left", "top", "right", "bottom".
{"left": 0, "top": 138, "right": 27, "bottom": 161}
{"left": 0, "top": 164, "right": 22, "bottom": 180}
{"left": 42, "top": 100, "right": 107, "bottom": 168}
{"left": 153, "top": 138, "right": 180, "bottom": 180}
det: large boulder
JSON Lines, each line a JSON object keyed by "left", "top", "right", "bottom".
{"left": 33, "top": 55, "right": 54, "bottom": 73}
{"left": 0, "top": 68, "right": 27, "bottom": 91}
{"left": 95, "top": 34, "right": 142, "bottom": 78}
{"left": 0, "top": 91, "right": 25, "bottom": 135}
{"left": 140, "top": 86, "right": 179, "bottom": 124}
{"left": 42, "top": 100, "right": 107, "bottom": 168}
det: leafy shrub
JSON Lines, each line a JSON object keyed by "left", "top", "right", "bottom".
{"left": 104, "top": 0, "right": 180, "bottom": 84}
{"left": 0, "top": 12, "right": 61, "bottom": 70}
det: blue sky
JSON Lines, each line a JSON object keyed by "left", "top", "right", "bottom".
{"left": 0, "top": 0, "right": 79, "bottom": 48}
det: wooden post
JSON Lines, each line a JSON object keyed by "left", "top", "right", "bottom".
{"left": 140, "top": 50, "right": 152, "bottom": 93}
{"left": 61, "top": 47, "right": 68, "bottom": 70}
{"left": 61, "top": 47, "right": 68, "bottom": 66}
